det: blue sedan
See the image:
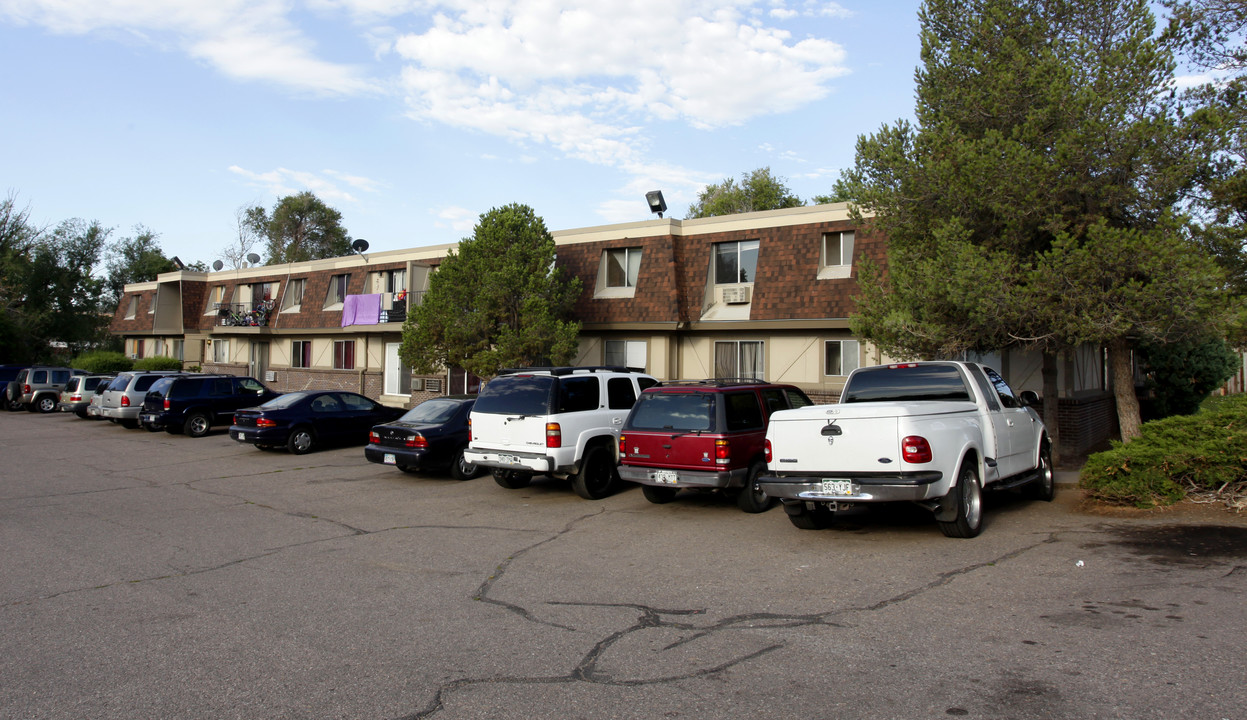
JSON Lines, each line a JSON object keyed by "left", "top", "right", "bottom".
{"left": 230, "top": 390, "right": 405, "bottom": 454}
{"left": 364, "top": 395, "right": 480, "bottom": 480}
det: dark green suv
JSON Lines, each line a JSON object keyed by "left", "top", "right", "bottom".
{"left": 141, "top": 374, "right": 279, "bottom": 437}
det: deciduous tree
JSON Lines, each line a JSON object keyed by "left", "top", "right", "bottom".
{"left": 686, "top": 167, "right": 804, "bottom": 219}
{"left": 247, "top": 192, "right": 351, "bottom": 265}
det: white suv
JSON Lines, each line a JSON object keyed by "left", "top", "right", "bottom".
{"left": 464, "top": 366, "right": 658, "bottom": 499}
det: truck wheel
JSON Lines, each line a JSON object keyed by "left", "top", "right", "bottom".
{"left": 493, "top": 469, "right": 532, "bottom": 489}
{"left": 736, "top": 460, "right": 774, "bottom": 513}
{"left": 185, "top": 412, "right": 212, "bottom": 438}
{"left": 937, "top": 461, "right": 983, "bottom": 538}
{"left": 36, "top": 395, "right": 57, "bottom": 414}
{"left": 785, "top": 501, "right": 835, "bottom": 530}
{"left": 449, "top": 447, "right": 480, "bottom": 481}
{"left": 642, "top": 485, "right": 678, "bottom": 504}
{"left": 1025, "top": 442, "right": 1055, "bottom": 502}
{"left": 572, "top": 446, "right": 619, "bottom": 500}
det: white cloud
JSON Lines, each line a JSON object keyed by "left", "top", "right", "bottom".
{"left": 433, "top": 205, "right": 478, "bottom": 233}
{"left": 228, "top": 165, "right": 382, "bottom": 203}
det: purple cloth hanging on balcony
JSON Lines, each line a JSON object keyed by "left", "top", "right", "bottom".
{"left": 341, "top": 294, "right": 382, "bottom": 327}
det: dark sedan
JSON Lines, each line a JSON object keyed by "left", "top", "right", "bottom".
{"left": 230, "top": 391, "right": 405, "bottom": 454}
{"left": 364, "top": 395, "right": 480, "bottom": 480}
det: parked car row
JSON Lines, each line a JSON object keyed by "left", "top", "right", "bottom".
{"left": 4, "top": 362, "right": 1055, "bottom": 536}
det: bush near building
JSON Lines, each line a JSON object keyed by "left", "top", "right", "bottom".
{"left": 1080, "top": 394, "right": 1247, "bottom": 510}
{"left": 71, "top": 350, "right": 133, "bottom": 373}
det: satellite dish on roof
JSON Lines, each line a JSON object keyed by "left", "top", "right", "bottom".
{"left": 212, "top": 259, "right": 224, "bottom": 271}
{"left": 246, "top": 253, "right": 261, "bottom": 264}
{"left": 351, "top": 239, "right": 369, "bottom": 253}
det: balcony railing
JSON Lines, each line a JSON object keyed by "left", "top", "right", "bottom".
{"left": 379, "top": 291, "right": 425, "bottom": 323}
{"left": 216, "top": 300, "right": 275, "bottom": 327}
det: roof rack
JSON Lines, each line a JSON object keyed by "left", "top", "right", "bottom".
{"left": 496, "top": 366, "right": 646, "bottom": 377}
{"left": 653, "top": 378, "right": 769, "bottom": 388}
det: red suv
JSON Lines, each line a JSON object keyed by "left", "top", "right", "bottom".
{"left": 617, "top": 380, "right": 812, "bottom": 512}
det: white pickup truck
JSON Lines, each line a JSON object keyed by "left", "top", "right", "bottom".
{"left": 757, "top": 361, "right": 1053, "bottom": 537}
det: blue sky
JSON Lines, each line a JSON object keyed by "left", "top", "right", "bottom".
{"left": 0, "top": 0, "right": 923, "bottom": 266}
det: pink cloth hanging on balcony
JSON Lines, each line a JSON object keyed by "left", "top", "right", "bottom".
{"left": 341, "top": 294, "right": 382, "bottom": 327}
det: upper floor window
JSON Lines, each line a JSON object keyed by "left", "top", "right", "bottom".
{"left": 148, "top": 293, "right": 156, "bottom": 314}
{"left": 252, "top": 282, "right": 274, "bottom": 302}
{"left": 714, "top": 240, "right": 758, "bottom": 284}
{"left": 606, "top": 248, "right": 642, "bottom": 288}
{"left": 383, "top": 268, "right": 406, "bottom": 294}
{"left": 204, "top": 286, "right": 225, "bottom": 315}
{"left": 818, "top": 231, "right": 855, "bottom": 280}
{"left": 324, "top": 274, "right": 349, "bottom": 310}
{"left": 124, "top": 296, "right": 139, "bottom": 320}
{"left": 281, "top": 278, "right": 306, "bottom": 312}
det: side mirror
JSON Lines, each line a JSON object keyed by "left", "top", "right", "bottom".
{"left": 1019, "top": 390, "right": 1040, "bottom": 407}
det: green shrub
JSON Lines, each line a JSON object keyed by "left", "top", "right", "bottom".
{"left": 132, "top": 356, "right": 184, "bottom": 371}
{"left": 1080, "top": 393, "right": 1247, "bottom": 507}
{"left": 72, "top": 350, "right": 133, "bottom": 373}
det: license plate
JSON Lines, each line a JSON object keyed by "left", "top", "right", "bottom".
{"left": 141, "top": 414, "right": 155, "bottom": 423}
{"left": 498, "top": 454, "right": 521, "bottom": 465}
{"left": 384, "top": 453, "right": 396, "bottom": 465}
{"left": 652, "top": 469, "right": 679, "bottom": 485}
{"left": 820, "top": 479, "right": 855, "bottom": 496}
{"left": 235, "top": 432, "right": 248, "bottom": 442}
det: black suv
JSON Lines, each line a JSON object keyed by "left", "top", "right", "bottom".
{"left": 142, "top": 374, "right": 279, "bottom": 437}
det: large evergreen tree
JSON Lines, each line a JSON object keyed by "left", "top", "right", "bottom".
{"left": 836, "top": 0, "right": 1237, "bottom": 447}
{"left": 399, "top": 203, "right": 581, "bottom": 378}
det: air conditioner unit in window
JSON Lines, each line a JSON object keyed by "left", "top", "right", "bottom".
{"left": 722, "top": 286, "right": 752, "bottom": 304}
{"left": 128, "top": 353, "right": 137, "bottom": 360}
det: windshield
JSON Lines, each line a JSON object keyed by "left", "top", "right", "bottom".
{"left": 627, "top": 392, "right": 715, "bottom": 431}
{"left": 474, "top": 375, "right": 555, "bottom": 415}
{"left": 399, "top": 399, "right": 464, "bottom": 424}
{"left": 842, "top": 365, "right": 971, "bottom": 403}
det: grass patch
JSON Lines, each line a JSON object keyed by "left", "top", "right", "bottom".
{"left": 1080, "top": 394, "right": 1247, "bottom": 510}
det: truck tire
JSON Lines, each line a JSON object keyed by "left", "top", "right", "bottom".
{"left": 937, "top": 461, "right": 983, "bottom": 538}
{"left": 185, "top": 412, "right": 212, "bottom": 438}
{"left": 493, "top": 469, "right": 532, "bottom": 489}
{"left": 1025, "top": 442, "right": 1055, "bottom": 502}
{"left": 35, "top": 395, "right": 57, "bottom": 413}
{"left": 572, "top": 445, "right": 619, "bottom": 500}
{"left": 736, "top": 460, "right": 773, "bottom": 513}
{"left": 785, "top": 500, "right": 835, "bottom": 530}
{"left": 642, "top": 485, "right": 678, "bottom": 504}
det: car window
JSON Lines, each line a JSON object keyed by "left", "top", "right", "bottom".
{"left": 107, "top": 375, "right": 131, "bottom": 391}
{"left": 638, "top": 377, "right": 658, "bottom": 392}
{"left": 339, "top": 393, "right": 375, "bottom": 411}
{"left": 33, "top": 370, "right": 48, "bottom": 383}
{"left": 607, "top": 377, "right": 638, "bottom": 409}
{"left": 842, "top": 365, "right": 972, "bottom": 403}
{"left": 399, "top": 399, "right": 461, "bottom": 424}
{"left": 627, "top": 392, "right": 714, "bottom": 431}
{"left": 784, "top": 388, "right": 813, "bottom": 408}
{"left": 66, "top": 377, "right": 81, "bottom": 392}
{"left": 760, "top": 389, "right": 787, "bottom": 416}
{"left": 133, "top": 375, "right": 162, "bottom": 392}
{"left": 261, "top": 392, "right": 309, "bottom": 409}
{"left": 52, "top": 370, "right": 69, "bottom": 384}
{"left": 723, "top": 392, "right": 764, "bottom": 432}
{"left": 983, "top": 367, "right": 1021, "bottom": 409}
{"left": 149, "top": 377, "right": 177, "bottom": 396}
{"left": 475, "top": 375, "right": 555, "bottom": 415}
{"left": 213, "top": 378, "right": 233, "bottom": 395}
{"left": 237, "top": 378, "right": 266, "bottom": 395}
{"left": 311, "top": 394, "right": 344, "bottom": 413}
{"left": 557, "top": 376, "right": 600, "bottom": 413}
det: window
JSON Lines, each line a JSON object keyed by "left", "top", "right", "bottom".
{"left": 556, "top": 376, "right": 600, "bottom": 413}
{"left": 823, "top": 231, "right": 855, "bottom": 267}
{"left": 984, "top": 367, "right": 1021, "bottom": 409}
{"left": 292, "top": 340, "right": 312, "bottom": 369}
{"left": 124, "top": 296, "right": 138, "bottom": 320}
{"left": 605, "top": 340, "right": 646, "bottom": 369}
{"left": 204, "top": 286, "right": 225, "bottom": 315}
{"left": 606, "top": 248, "right": 642, "bottom": 288}
{"left": 724, "top": 392, "right": 765, "bottom": 432}
{"left": 252, "top": 282, "right": 274, "bottom": 302}
{"left": 153, "top": 339, "right": 164, "bottom": 357}
{"left": 333, "top": 340, "right": 355, "bottom": 370}
{"left": 824, "top": 340, "right": 860, "bottom": 377}
{"left": 607, "top": 377, "right": 638, "bottom": 409}
{"left": 384, "top": 268, "right": 406, "bottom": 294}
{"left": 714, "top": 240, "right": 759, "bottom": 284}
{"left": 340, "top": 393, "right": 376, "bottom": 411}
{"left": 212, "top": 339, "right": 230, "bottom": 364}
{"left": 714, "top": 341, "right": 764, "bottom": 380}
{"left": 148, "top": 293, "right": 156, "bottom": 314}
{"left": 281, "top": 278, "right": 306, "bottom": 312}
{"left": 324, "top": 274, "right": 349, "bottom": 309}
{"left": 172, "top": 339, "right": 184, "bottom": 361}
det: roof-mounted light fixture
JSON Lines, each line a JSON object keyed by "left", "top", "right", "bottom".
{"left": 646, "top": 190, "right": 667, "bottom": 218}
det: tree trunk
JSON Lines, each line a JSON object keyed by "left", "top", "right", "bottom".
{"left": 1041, "top": 350, "right": 1061, "bottom": 464}
{"left": 1109, "top": 337, "right": 1142, "bottom": 442}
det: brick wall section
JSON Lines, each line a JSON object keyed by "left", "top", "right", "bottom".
{"left": 1057, "top": 392, "right": 1117, "bottom": 456}
{"left": 752, "top": 221, "right": 887, "bottom": 320}
{"left": 180, "top": 281, "right": 207, "bottom": 331}
{"left": 109, "top": 289, "right": 158, "bottom": 334}
{"left": 561, "top": 236, "right": 682, "bottom": 323}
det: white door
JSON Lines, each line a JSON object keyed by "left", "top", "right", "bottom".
{"left": 384, "top": 343, "right": 411, "bottom": 396}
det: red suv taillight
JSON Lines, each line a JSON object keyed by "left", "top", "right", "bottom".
{"left": 714, "top": 439, "right": 730, "bottom": 465}
{"left": 23, "top": 384, "right": 31, "bottom": 394}
{"left": 546, "top": 422, "right": 561, "bottom": 448}
{"left": 121, "top": 396, "right": 130, "bottom": 407}
{"left": 467, "top": 418, "right": 472, "bottom": 442}
{"left": 618, "top": 434, "right": 627, "bottom": 458}
{"left": 70, "top": 394, "right": 82, "bottom": 402}
{"left": 163, "top": 398, "right": 171, "bottom": 410}
{"left": 902, "top": 436, "right": 933, "bottom": 464}
{"left": 765, "top": 439, "right": 772, "bottom": 463}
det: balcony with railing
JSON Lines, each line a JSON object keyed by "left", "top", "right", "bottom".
{"left": 216, "top": 299, "right": 276, "bottom": 327}
{"left": 379, "top": 291, "right": 425, "bottom": 323}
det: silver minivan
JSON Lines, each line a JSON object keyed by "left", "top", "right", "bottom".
{"left": 99, "top": 371, "right": 184, "bottom": 428}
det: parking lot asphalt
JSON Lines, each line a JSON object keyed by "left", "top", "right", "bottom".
{"left": 2, "top": 411, "right": 1245, "bottom": 720}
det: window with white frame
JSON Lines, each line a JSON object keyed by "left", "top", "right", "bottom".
{"left": 292, "top": 340, "right": 312, "bottom": 368}
{"left": 204, "top": 286, "right": 225, "bottom": 315}
{"left": 172, "top": 339, "right": 184, "bottom": 361}
{"left": 606, "top": 248, "right": 642, "bottom": 288}
{"left": 714, "top": 340, "right": 764, "bottom": 380}
{"left": 714, "top": 240, "right": 759, "bottom": 284}
{"left": 825, "top": 339, "right": 860, "bottom": 376}
{"left": 605, "top": 340, "right": 647, "bottom": 369}
{"left": 124, "top": 296, "right": 138, "bottom": 320}
{"left": 212, "top": 339, "right": 230, "bottom": 364}
{"left": 333, "top": 340, "right": 355, "bottom": 370}
{"left": 384, "top": 268, "right": 406, "bottom": 294}
{"left": 148, "top": 293, "right": 156, "bottom": 314}
{"left": 818, "top": 231, "right": 856, "bottom": 279}
{"left": 324, "top": 274, "right": 349, "bottom": 309}
{"left": 281, "top": 278, "right": 306, "bottom": 312}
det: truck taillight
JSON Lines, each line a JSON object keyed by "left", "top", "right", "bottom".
{"left": 765, "top": 439, "right": 772, "bottom": 463}
{"left": 902, "top": 436, "right": 933, "bottom": 464}
{"left": 714, "top": 439, "right": 730, "bottom": 464}
{"left": 163, "top": 398, "right": 171, "bottom": 410}
{"left": 121, "top": 396, "right": 130, "bottom": 407}
{"left": 546, "top": 422, "right": 561, "bottom": 448}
